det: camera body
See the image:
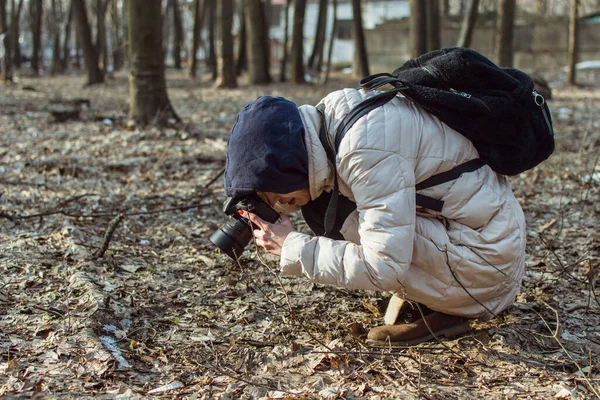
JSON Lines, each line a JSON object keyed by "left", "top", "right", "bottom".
{"left": 209, "top": 193, "right": 280, "bottom": 259}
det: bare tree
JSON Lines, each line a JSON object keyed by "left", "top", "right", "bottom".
{"left": 188, "top": 0, "right": 204, "bottom": 78}
{"left": 279, "top": 0, "right": 290, "bottom": 81}
{"left": 0, "top": 0, "right": 12, "bottom": 81}
{"left": 426, "top": 0, "right": 440, "bottom": 51}
{"left": 246, "top": 0, "right": 271, "bottom": 84}
{"left": 216, "top": 0, "right": 236, "bottom": 87}
{"left": 167, "top": 0, "right": 183, "bottom": 69}
{"left": 61, "top": 0, "right": 73, "bottom": 71}
{"left": 263, "top": 0, "right": 271, "bottom": 70}
{"left": 96, "top": 0, "right": 110, "bottom": 72}
{"left": 127, "top": 0, "right": 178, "bottom": 126}
{"left": 50, "top": 0, "right": 63, "bottom": 75}
{"left": 308, "top": 0, "right": 327, "bottom": 72}
{"left": 290, "top": 0, "right": 306, "bottom": 84}
{"left": 73, "top": 0, "right": 103, "bottom": 84}
{"left": 10, "top": 0, "right": 23, "bottom": 69}
{"left": 111, "top": 0, "right": 124, "bottom": 71}
{"left": 457, "top": 0, "right": 479, "bottom": 47}
{"left": 494, "top": 0, "right": 515, "bottom": 67}
{"left": 207, "top": 0, "right": 216, "bottom": 79}
{"left": 74, "top": 24, "right": 80, "bottom": 68}
{"left": 567, "top": 0, "right": 579, "bottom": 85}
{"left": 29, "top": 0, "right": 43, "bottom": 75}
{"left": 535, "top": 0, "right": 546, "bottom": 15}
{"left": 236, "top": 2, "right": 247, "bottom": 76}
{"left": 409, "top": 0, "right": 427, "bottom": 58}
{"left": 440, "top": 0, "right": 450, "bottom": 17}
{"left": 323, "top": 0, "right": 337, "bottom": 84}
{"left": 351, "top": 0, "right": 369, "bottom": 77}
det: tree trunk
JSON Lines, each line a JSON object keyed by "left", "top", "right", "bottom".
{"left": 163, "top": 0, "right": 170, "bottom": 64}
{"left": 459, "top": 0, "right": 466, "bottom": 16}
{"left": 351, "top": 0, "right": 369, "bottom": 78}
{"left": 290, "top": 0, "right": 306, "bottom": 84}
{"left": 535, "top": 0, "right": 546, "bottom": 15}
{"left": 72, "top": 0, "right": 103, "bottom": 84}
{"left": 74, "top": 26, "right": 81, "bottom": 68}
{"left": 111, "top": 0, "right": 123, "bottom": 71}
{"left": 567, "top": 0, "right": 578, "bottom": 85}
{"left": 262, "top": 0, "right": 271, "bottom": 72}
{"left": 96, "top": 0, "right": 110, "bottom": 72}
{"left": 409, "top": 0, "right": 427, "bottom": 58}
{"left": 121, "top": 0, "right": 127, "bottom": 68}
{"left": 61, "top": 0, "right": 73, "bottom": 71}
{"left": 246, "top": 0, "right": 271, "bottom": 84}
{"left": 441, "top": 0, "right": 450, "bottom": 17}
{"left": 50, "top": 0, "right": 62, "bottom": 75}
{"left": 0, "top": 0, "right": 12, "bottom": 81}
{"left": 494, "top": 0, "right": 515, "bottom": 67}
{"left": 207, "top": 0, "right": 216, "bottom": 79}
{"left": 426, "top": 0, "right": 440, "bottom": 51}
{"left": 188, "top": 0, "right": 203, "bottom": 78}
{"left": 457, "top": 0, "right": 479, "bottom": 47}
{"left": 216, "top": 0, "right": 236, "bottom": 87}
{"left": 307, "top": 0, "right": 327, "bottom": 71}
{"left": 30, "top": 0, "right": 43, "bottom": 75}
{"left": 323, "top": 0, "right": 337, "bottom": 84}
{"left": 236, "top": 2, "right": 247, "bottom": 76}
{"left": 10, "top": 0, "right": 23, "bottom": 69}
{"left": 278, "top": 0, "right": 290, "bottom": 82}
{"left": 170, "top": 0, "right": 183, "bottom": 69}
{"left": 127, "top": 0, "right": 178, "bottom": 126}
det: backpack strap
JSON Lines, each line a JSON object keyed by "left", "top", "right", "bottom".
{"left": 334, "top": 88, "right": 406, "bottom": 150}
{"left": 414, "top": 158, "right": 485, "bottom": 212}
{"left": 316, "top": 103, "right": 341, "bottom": 236}
{"left": 315, "top": 92, "right": 485, "bottom": 234}
{"left": 359, "top": 73, "right": 404, "bottom": 91}
{"left": 319, "top": 90, "right": 406, "bottom": 235}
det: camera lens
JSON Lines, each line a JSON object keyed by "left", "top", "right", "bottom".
{"left": 209, "top": 218, "right": 253, "bottom": 260}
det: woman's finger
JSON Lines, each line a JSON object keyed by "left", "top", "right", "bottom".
{"left": 247, "top": 212, "right": 268, "bottom": 230}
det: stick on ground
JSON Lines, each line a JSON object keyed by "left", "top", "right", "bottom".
{"left": 95, "top": 213, "right": 125, "bottom": 258}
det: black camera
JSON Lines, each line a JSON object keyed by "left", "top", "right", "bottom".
{"left": 209, "top": 193, "right": 280, "bottom": 259}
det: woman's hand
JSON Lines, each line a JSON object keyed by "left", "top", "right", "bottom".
{"left": 241, "top": 211, "right": 296, "bottom": 256}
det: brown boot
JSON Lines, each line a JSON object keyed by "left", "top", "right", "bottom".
{"left": 367, "top": 312, "right": 471, "bottom": 345}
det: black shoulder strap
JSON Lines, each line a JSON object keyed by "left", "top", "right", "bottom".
{"left": 316, "top": 104, "right": 341, "bottom": 236}
{"left": 315, "top": 93, "right": 485, "bottom": 234}
{"left": 414, "top": 158, "right": 485, "bottom": 212}
{"left": 334, "top": 87, "right": 407, "bottom": 151}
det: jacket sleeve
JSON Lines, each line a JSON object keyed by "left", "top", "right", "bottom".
{"left": 280, "top": 148, "right": 416, "bottom": 292}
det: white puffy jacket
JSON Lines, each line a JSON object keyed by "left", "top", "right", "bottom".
{"left": 280, "top": 88, "right": 526, "bottom": 320}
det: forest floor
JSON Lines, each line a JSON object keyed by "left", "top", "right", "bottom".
{"left": 1, "top": 68, "right": 600, "bottom": 400}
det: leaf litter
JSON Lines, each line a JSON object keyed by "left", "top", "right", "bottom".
{"left": 0, "top": 70, "right": 599, "bottom": 399}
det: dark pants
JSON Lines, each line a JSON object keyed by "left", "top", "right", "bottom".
{"left": 301, "top": 191, "right": 357, "bottom": 240}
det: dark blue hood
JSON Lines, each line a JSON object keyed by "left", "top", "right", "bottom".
{"left": 225, "top": 96, "right": 309, "bottom": 198}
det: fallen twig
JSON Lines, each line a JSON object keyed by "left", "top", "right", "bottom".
{"left": 250, "top": 236, "right": 335, "bottom": 352}
{"left": 586, "top": 262, "right": 600, "bottom": 311}
{"left": 205, "top": 167, "right": 225, "bottom": 188}
{"left": 536, "top": 302, "right": 600, "bottom": 398}
{"left": 56, "top": 193, "right": 98, "bottom": 209}
{"left": 5, "top": 196, "right": 212, "bottom": 221}
{"left": 193, "top": 360, "right": 298, "bottom": 395}
{"left": 95, "top": 213, "right": 125, "bottom": 258}
{"left": 538, "top": 233, "right": 586, "bottom": 284}
{"left": 0, "top": 211, "right": 15, "bottom": 222}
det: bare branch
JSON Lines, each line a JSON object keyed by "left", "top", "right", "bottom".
{"left": 95, "top": 213, "right": 125, "bottom": 258}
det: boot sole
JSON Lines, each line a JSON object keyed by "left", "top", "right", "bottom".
{"left": 366, "top": 321, "right": 471, "bottom": 346}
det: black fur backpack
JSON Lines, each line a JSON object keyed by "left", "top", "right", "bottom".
{"left": 317, "top": 48, "right": 555, "bottom": 235}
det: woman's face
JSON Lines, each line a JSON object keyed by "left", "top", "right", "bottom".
{"left": 258, "top": 187, "right": 311, "bottom": 213}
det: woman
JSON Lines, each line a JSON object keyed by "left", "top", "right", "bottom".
{"left": 224, "top": 90, "right": 526, "bottom": 345}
